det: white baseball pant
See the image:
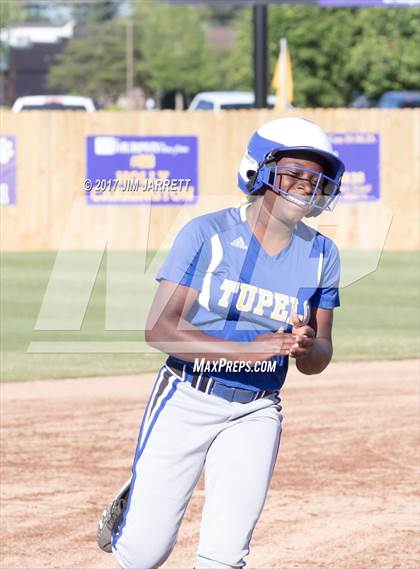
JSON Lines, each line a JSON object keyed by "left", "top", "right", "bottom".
{"left": 112, "top": 365, "right": 283, "bottom": 569}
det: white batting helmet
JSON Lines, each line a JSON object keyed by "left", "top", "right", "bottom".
{"left": 238, "top": 117, "right": 345, "bottom": 213}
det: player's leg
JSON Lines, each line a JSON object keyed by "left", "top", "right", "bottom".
{"left": 195, "top": 396, "right": 282, "bottom": 569}
{"left": 112, "top": 368, "right": 210, "bottom": 569}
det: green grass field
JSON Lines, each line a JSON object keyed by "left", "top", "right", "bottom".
{"left": 1, "top": 251, "right": 419, "bottom": 382}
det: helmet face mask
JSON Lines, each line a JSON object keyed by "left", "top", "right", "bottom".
{"left": 258, "top": 163, "right": 341, "bottom": 212}
{"left": 238, "top": 117, "right": 345, "bottom": 215}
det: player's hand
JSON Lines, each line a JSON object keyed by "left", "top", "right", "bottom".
{"left": 247, "top": 331, "right": 297, "bottom": 361}
{"left": 289, "top": 313, "right": 316, "bottom": 360}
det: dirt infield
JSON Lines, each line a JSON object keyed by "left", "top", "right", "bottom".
{"left": 1, "top": 360, "right": 419, "bottom": 569}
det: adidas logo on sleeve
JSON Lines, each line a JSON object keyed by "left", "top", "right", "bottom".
{"left": 230, "top": 236, "right": 248, "bottom": 250}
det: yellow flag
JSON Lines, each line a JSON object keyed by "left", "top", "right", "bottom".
{"left": 272, "top": 38, "right": 294, "bottom": 111}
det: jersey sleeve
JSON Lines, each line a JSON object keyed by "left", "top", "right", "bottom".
{"left": 156, "top": 218, "right": 209, "bottom": 291}
{"left": 310, "top": 240, "right": 341, "bottom": 309}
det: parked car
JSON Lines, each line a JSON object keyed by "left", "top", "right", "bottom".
{"left": 12, "top": 95, "right": 96, "bottom": 111}
{"left": 349, "top": 95, "right": 373, "bottom": 108}
{"left": 188, "top": 91, "right": 277, "bottom": 111}
{"left": 377, "top": 91, "right": 420, "bottom": 109}
{"left": 350, "top": 91, "right": 420, "bottom": 109}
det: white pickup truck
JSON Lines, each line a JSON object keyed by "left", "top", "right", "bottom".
{"left": 188, "top": 91, "right": 277, "bottom": 111}
{"left": 12, "top": 95, "right": 96, "bottom": 111}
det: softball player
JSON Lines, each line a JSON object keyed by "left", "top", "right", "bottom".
{"left": 108, "top": 117, "right": 344, "bottom": 568}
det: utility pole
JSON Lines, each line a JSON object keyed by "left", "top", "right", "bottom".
{"left": 253, "top": 4, "right": 268, "bottom": 109}
{"left": 126, "top": 16, "right": 134, "bottom": 99}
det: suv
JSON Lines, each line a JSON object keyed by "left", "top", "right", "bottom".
{"left": 377, "top": 91, "right": 420, "bottom": 109}
{"left": 12, "top": 95, "right": 96, "bottom": 111}
{"left": 351, "top": 90, "right": 420, "bottom": 109}
{"left": 188, "top": 91, "right": 277, "bottom": 111}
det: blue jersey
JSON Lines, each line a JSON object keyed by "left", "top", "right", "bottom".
{"left": 156, "top": 203, "right": 340, "bottom": 391}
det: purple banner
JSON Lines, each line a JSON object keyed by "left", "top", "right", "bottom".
{"left": 319, "top": 1, "right": 418, "bottom": 6}
{"left": 167, "top": 0, "right": 418, "bottom": 7}
{"left": 330, "top": 133, "right": 380, "bottom": 203}
{"left": 86, "top": 136, "right": 198, "bottom": 206}
{"left": 0, "top": 136, "right": 17, "bottom": 206}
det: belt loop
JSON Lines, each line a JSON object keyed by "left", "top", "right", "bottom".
{"left": 191, "top": 373, "right": 199, "bottom": 388}
{"left": 201, "top": 375, "right": 210, "bottom": 393}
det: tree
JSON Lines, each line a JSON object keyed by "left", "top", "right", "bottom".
{"left": 72, "top": 0, "right": 121, "bottom": 27}
{"left": 347, "top": 8, "right": 420, "bottom": 99}
{"left": 46, "top": 2, "right": 226, "bottom": 108}
{"left": 223, "top": 5, "right": 420, "bottom": 107}
{"left": 221, "top": 7, "right": 253, "bottom": 91}
{"left": 16, "top": 2, "right": 49, "bottom": 23}
{"left": 225, "top": 6, "right": 356, "bottom": 107}
{"left": 47, "top": 19, "right": 129, "bottom": 103}
{"left": 0, "top": 1, "right": 26, "bottom": 73}
{"left": 135, "top": 3, "right": 221, "bottom": 107}
{"left": 199, "top": 4, "right": 242, "bottom": 26}
{"left": 1, "top": 2, "right": 26, "bottom": 28}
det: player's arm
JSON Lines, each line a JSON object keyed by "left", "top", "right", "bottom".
{"left": 145, "top": 279, "right": 296, "bottom": 364}
{"left": 289, "top": 308, "right": 334, "bottom": 375}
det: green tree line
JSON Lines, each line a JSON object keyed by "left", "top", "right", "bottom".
{"left": 229, "top": 5, "right": 420, "bottom": 107}
{"left": 42, "top": 3, "right": 420, "bottom": 108}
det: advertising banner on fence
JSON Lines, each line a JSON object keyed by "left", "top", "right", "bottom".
{"left": 85, "top": 135, "right": 198, "bottom": 205}
{"left": 330, "top": 133, "right": 380, "bottom": 203}
{"left": 318, "top": 1, "right": 418, "bottom": 6}
{"left": 0, "top": 136, "right": 17, "bottom": 207}
{"left": 168, "top": 1, "right": 418, "bottom": 7}
{"left": 319, "top": 1, "right": 418, "bottom": 6}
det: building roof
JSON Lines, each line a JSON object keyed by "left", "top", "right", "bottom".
{"left": 0, "top": 21, "right": 74, "bottom": 47}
